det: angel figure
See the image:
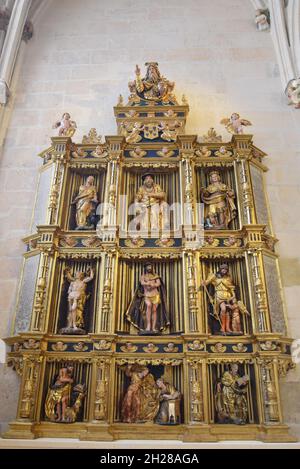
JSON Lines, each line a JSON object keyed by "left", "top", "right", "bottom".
{"left": 221, "top": 113, "right": 252, "bottom": 135}
{"left": 164, "top": 109, "right": 177, "bottom": 118}
{"left": 215, "top": 146, "right": 232, "bottom": 158}
{"left": 121, "top": 122, "right": 143, "bottom": 144}
{"left": 157, "top": 147, "right": 175, "bottom": 158}
{"left": 159, "top": 121, "right": 181, "bottom": 141}
{"left": 195, "top": 146, "right": 212, "bottom": 157}
{"left": 285, "top": 78, "right": 300, "bottom": 109}
{"left": 91, "top": 145, "right": 108, "bottom": 158}
{"left": 53, "top": 112, "right": 77, "bottom": 137}
{"left": 129, "top": 146, "right": 147, "bottom": 158}
{"left": 70, "top": 143, "right": 87, "bottom": 159}
{"left": 255, "top": 9, "right": 270, "bottom": 31}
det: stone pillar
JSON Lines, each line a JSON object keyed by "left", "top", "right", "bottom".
{"left": 0, "top": 0, "right": 31, "bottom": 104}
{"left": 268, "top": 0, "right": 296, "bottom": 89}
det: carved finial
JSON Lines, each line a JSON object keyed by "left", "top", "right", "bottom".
{"left": 201, "top": 127, "right": 222, "bottom": 143}
{"left": 117, "top": 94, "right": 124, "bottom": 106}
{"left": 82, "top": 128, "right": 102, "bottom": 144}
{"left": 182, "top": 94, "right": 188, "bottom": 105}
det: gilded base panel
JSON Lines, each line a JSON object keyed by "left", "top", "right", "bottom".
{"left": 80, "top": 423, "right": 114, "bottom": 441}
{"left": 109, "top": 423, "right": 186, "bottom": 441}
{"left": 259, "top": 425, "right": 298, "bottom": 443}
{"left": 2, "top": 422, "right": 297, "bottom": 442}
{"left": 182, "top": 425, "right": 218, "bottom": 442}
{"left": 2, "top": 422, "right": 36, "bottom": 440}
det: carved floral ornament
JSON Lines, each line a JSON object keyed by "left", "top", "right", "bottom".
{"left": 116, "top": 358, "right": 182, "bottom": 366}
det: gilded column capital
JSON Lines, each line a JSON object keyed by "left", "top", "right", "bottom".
{"left": 50, "top": 136, "right": 73, "bottom": 163}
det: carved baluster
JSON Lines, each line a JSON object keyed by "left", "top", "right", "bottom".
{"left": 100, "top": 136, "right": 123, "bottom": 241}
{"left": 47, "top": 137, "right": 70, "bottom": 226}
{"left": 94, "top": 360, "right": 110, "bottom": 421}
{"left": 188, "top": 361, "right": 204, "bottom": 422}
{"left": 99, "top": 249, "right": 116, "bottom": 333}
{"left": 31, "top": 251, "right": 51, "bottom": 332}
{"left": 18, "top": 356, "right": 42, "bottom": 420}
{"left": 257, "top": 358, "right": 282, "bottom": 424}
{"left": 185, "top": 251, "right": 199, "bottom": 332}
{"left": 248, "top": 250, "right": 270, "bottom": 332}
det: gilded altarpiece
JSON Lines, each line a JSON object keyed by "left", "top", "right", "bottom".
{"left": 3, "top": 63, "right": 296, "bottom": 442}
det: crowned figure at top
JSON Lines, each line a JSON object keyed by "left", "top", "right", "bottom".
{"left": 128, "top": 63, "right": 176, "bottom": 103}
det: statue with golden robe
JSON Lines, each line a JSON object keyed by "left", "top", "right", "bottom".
{"left": 134, "top": 173, "right": 169, "bottom": 235}
{"left": 45, "top": 365, "right": 86, "bottom": 423}
{"left": 215, "top": 363, "right": 249, "bottom": 424}
{"left": 60, "top": 268, "right": 94, "bottom": 335}
{"left": 201, "top": 170, "right": 236, "bottom": 230}
{"left": 72, "top": 175, "right": 98, "bottom": 230}
{"left": 121, "top": 365, "right": 160, "bottom": 423}
{"left": 126, "top": 263, "right": 169, "bottom": 334}
{"left": 131, "top": 62, "right": 175, "bottom": 102}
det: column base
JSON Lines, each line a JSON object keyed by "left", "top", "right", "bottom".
{"left": 80, "top": 423, "right": 114, "bottom": 441}
{"left": 259, "top": 424, "right": 298, "bottom": 443}
{"left": 182, "top": 425, "right": 218, "bottom": 442}
{"left": 2, "top": 421, "right": 36, "bottom": 440}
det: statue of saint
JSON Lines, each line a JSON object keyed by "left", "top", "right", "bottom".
{"left": 201, "top": 170, "right": 236, "bottom": 229}
{"left": 126, "top": 263, "right": 169, "bottom": 334}
{"left": 45, "top": 365, "right": 74, "bottom": 422}
{"left": 155, "top": 378, "right": 181, "bottom": 425}
{"left": 121, "top": 365, "right": 160, "bottom": 423}
{"left": 202, "top": 264, "right": 236, "bottom": 335}
{"left": 228, "top": 298, "right": 250, "bottom": 334}
{"left": 72, "top": 175, "right": 98, "bottom": 230}
{"left": 134, "top": 173, "right": 168, "bottom": 234}
{"left": 132, "top": 62, "right": 175, "bottom": 102}
{"left": 215, "top": 363, "right": 249, "bottom": 424}
{"left": 60, "top": 268, "right": 94, "bottom": 334}
{"left": 45, "top": 365, "right": 86, "bottom": 423}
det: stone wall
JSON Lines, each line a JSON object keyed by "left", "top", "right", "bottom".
{"left": 0, "top": 0, "right": 299, "bottom": 436}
